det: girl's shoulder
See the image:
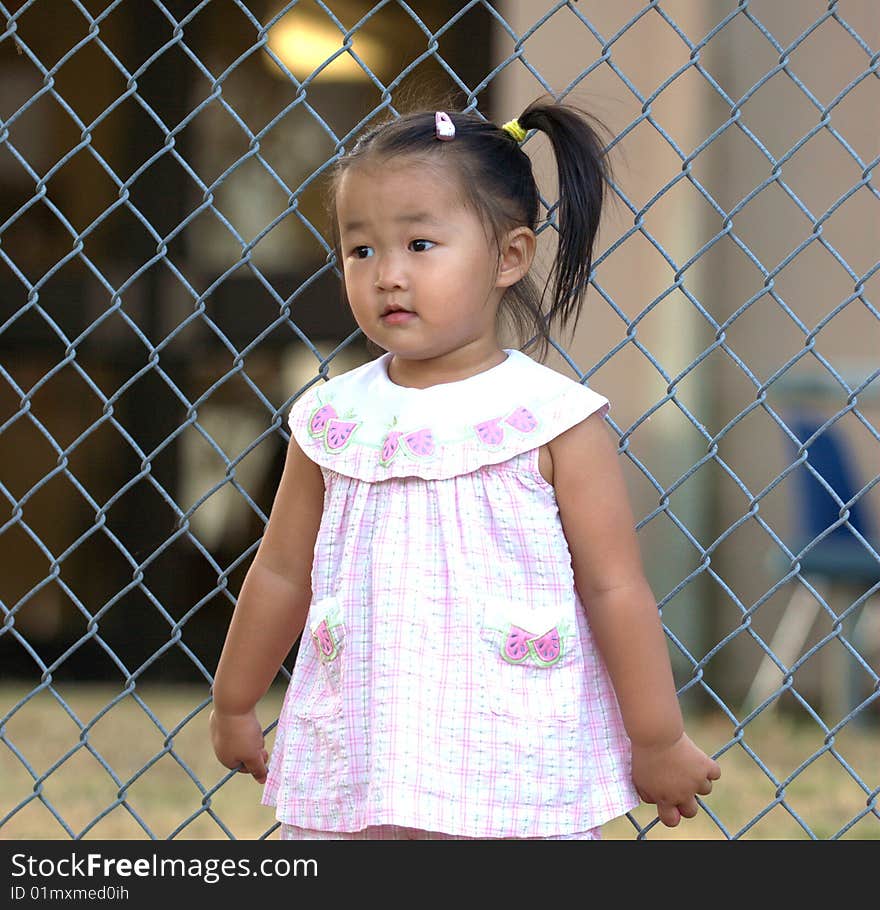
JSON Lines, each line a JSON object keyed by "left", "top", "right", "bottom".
{"left": 288, "top": 350, "right": 609, "bottom": 482}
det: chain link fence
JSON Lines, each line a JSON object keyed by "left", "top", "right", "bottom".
{"left": 1, "top": 0, "right": 878, "bottom": 839}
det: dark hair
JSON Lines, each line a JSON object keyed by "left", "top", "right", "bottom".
{"left": 327, "top": 96, "right": 611, "bottom": 358}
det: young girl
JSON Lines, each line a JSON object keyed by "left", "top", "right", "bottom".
{"left": 210, "top": 98, "right": 721, "bottom": 840}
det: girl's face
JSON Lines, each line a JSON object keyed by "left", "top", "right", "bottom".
{"left": 335, "top": 159, "right": 509, "bottom": 382}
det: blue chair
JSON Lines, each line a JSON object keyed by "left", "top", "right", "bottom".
{"left": 745, "top": 412, "right": 880, "bottom": 720}
{"left": 787, "top": 414, "right": 879, "bottom": 583}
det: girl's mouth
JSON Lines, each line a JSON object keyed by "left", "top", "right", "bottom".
{"left": 380, "top": 307, "right": 416, "bottom": 325}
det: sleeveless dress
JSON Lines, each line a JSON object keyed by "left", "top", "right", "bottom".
{"left": 262, "top": 349, "right": 640, "bottom": 837}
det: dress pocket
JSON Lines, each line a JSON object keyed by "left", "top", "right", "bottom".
{"left": 293, "top": 596, "right": 346, "bottom": 718}
{"left": 479, "top": 597, "right": 581, "bottom": 721}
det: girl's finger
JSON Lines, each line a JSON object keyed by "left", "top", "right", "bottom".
{"left": 657, "top": 802, "right": 681, "bottom": 827}
{"left": 696, "top": 777, "right": 714, "bottom": 796}
{"left": 677, "top": 797, "right": 699, "bottom": 819}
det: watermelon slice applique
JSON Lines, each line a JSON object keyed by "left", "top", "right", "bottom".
{"left": 474, "top": 417, "right": 505, "bottom": 447}
{"left": 505, "top": 406, "right": 538, "bottom": 434}
{"left": 308, "top": 404, "right": 337, "bottom": 437}
{"left": 500, "top": 624, "right": 563, "bottom": 666}
{"left": 529, "top": 627, "right": 562, "bottom": 666}
{"left": 502, "top": 625, "right": 532, "bottom": 664}
{"left": 324, "top": 418, "right": 359, "bottom": 452}
{"left": 312, "top": 619, "right": 338, "bottom": 661}
{"left": 402, "top": 427, "right": 435, "bottom": 458}
{"left": 380, "top": 430, "right": 402, "bottom": 466}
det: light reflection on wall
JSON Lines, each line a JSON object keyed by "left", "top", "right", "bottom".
{"left": 264, "top": 2, "right": 389, "bottom": 83}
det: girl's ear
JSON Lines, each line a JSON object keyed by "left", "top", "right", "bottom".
{"left": 496, "top": 226, "right": 537, "bottom": 289}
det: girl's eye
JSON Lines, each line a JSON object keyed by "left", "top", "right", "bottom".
{"left": 409, "top": 239, "right": 435, "bottom": 253}
{"left": 352, "top": 246, "right": 374, "bottom": 259}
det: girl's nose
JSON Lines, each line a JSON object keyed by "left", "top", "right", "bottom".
{"left": 374, "top": 254, "right": 408, "bottom": 291}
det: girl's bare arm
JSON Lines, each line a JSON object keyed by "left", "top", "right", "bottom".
{"left": 549, "top": 412, "right": 720, "bottom": 825}
{"left": 210, "top": 433, "right": 325, "bottom": 782}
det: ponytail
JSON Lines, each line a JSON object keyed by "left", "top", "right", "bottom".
{"left": 517, "top": 99, "right": 611, "bottom": 345}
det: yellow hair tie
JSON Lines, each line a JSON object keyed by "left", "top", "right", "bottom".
{"left": 501, "top": 119, "right": 527, "bottom": 143}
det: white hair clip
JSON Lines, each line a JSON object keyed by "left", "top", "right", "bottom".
{"left": 435, "top": 111, "right": 455, "bottom": 141}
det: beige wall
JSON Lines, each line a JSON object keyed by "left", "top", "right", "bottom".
{"left": 495, "top": 1, "right": 879, "bottom": 706}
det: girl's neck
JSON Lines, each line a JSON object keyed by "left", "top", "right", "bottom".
{"left": 385, "top": 345, "right": 508, "bottom": 390}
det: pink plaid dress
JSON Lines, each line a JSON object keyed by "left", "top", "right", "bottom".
{"left": 262, "top": 350, "right": 640, "bottom": 837}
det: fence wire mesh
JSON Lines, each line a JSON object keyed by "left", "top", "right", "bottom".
{"left": 1, "top": 0, "right": 878, "bottom": 840}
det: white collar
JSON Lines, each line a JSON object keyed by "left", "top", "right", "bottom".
{"left": 290, "top": 349, "right": 609, "bottom": 481}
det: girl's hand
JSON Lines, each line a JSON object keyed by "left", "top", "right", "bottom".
{"left": 209, "top": 707, "right": 269, "bottom": 784}
{"left": 630, "top": 732, "right": 721, "bottom": 828}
